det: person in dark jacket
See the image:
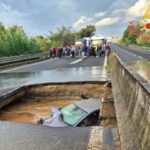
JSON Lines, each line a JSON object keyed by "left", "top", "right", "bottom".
{"left": 105, "top": 44, "right": 111, "bottom": 56}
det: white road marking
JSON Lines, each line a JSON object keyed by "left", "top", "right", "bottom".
{"left": 70, "top": 58, "right": 83, "bottom": 65}
{"left": 0, "top": 59, "right": 53, "bottom": 73}
{"left": 100, "top": 56, "right": 109, "bottom": 81}
{"left": 87, "top": 127, "right": 102, "bottom": 149}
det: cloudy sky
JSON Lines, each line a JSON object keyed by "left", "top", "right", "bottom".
{"left": 0, "top": 0, "right": 148, "bottom": 37}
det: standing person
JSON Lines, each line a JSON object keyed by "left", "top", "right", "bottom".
{"left": 71, "top": 45, "right": 75, "bottom": 58}
{"left": 62, "top": 46, "right": 66, "bottom": 56}
{"left": 78, "top": 45, "right": 82, "bottom": 57}
{"left": 86, "top": 39, "right": 91, "bottom": 56}
{"left": 100, "top": 44, "right": 105, "bottom": 57}
{"left": 58, "top": 47, "right": 62, "bottom": 58}
{"left": 90, "top": 45, "right": 96, "bottom": 57}
{"left": 66, "top": 46, "right": 70, "bottom": 56}
{"left": 105, "top": 44, "right": 111, "bottom": 56}
{"left": 49, "top": 47, "right": 55, "bottom": 59}
{"left": 96, "top": 46, "right": 99, "bottom": 57}
{"left": 53, "top": 48, "right": 56, "bottom": 58}
{"left": 102, "top": 44, "right": 106, "bottom": 53}
{"left": 75, "top": 46, "right": 79, "bottom": 58}
{"left": 56, "top": 47, "right": 59, "bottom": 57}
{"left": 82, "top": 38, "right": 87, "bottom": 56}
{"left": 98, "top": 46, "right": 102, "bottom": 57}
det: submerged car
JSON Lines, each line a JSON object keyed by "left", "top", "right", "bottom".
{"left": 41, "top": 99, "right": 100, "bottom": 127}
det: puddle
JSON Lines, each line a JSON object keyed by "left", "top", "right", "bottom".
{"left": 128, "top": 60, "right": 150, "bottom": 82}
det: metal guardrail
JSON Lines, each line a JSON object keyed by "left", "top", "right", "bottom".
{"left": 0, "top": 52, "right": 50, "bottom": 65}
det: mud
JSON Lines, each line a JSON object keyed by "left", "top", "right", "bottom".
{"left": 0, "top": 84, "right": 115, "bottom": 125}
{"left": 0, "top": 98, "right": 74, "bottom": 123}
{"left": 100, "top": 118, "right": 117, "bottom": 127}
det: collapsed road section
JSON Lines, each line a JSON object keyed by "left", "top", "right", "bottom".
{"left": 0, "top": 81, "right": 120, "bottom": 150}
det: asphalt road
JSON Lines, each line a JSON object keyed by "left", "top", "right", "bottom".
{"left": 111, "top": 43, "right": 150, "bottom": 63}
{"left": 0, "top": 122, "right": 120, "bottom": 150}
{"left": 0, "top": 57, "right": 104, "bottom": 95}
{"left": 1, "top": 57, "right": 104, "bottom": 73}
{"left": 1, "top": 44, "right": 149, "bottom": 73}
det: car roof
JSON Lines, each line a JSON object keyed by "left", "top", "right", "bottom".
{"left": 74, "top": 99, "right": 100, "bottom": 114}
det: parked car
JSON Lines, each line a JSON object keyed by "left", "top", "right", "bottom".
{"left": 39, "top": 99, "right": 100, "bottom": 127}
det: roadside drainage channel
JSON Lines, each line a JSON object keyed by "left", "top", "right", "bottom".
{"left": 0, "top": 81, "right": 120, "bottom": 149}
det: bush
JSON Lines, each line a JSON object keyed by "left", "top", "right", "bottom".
{"left": 0, "top": 23, "right": 42, "bottom": 57}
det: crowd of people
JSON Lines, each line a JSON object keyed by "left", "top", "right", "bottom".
{"left": 48, "top": 43, "right": 111, "bottom": 59}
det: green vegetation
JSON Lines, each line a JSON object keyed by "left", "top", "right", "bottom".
{"left": 121, "top": 23, "right": 150, "bottom": 47}
{"left": 0, "top": 22, "right": 96, "bottom": 57}
{"left": 49, "top": 25, "right": 96, "bottom": 47}
{"left": 122, "top": 27, "right": 137, "bottom": 45}
{"left": 105, "top": 65, "right": 111, "bottom": 74}
{"left": 49, "top": 26, "right": 76, "bottom": 47}
{"left": 76, "top": 25, "right": 96, "bottom": 39}
{"left": 0, "top": 23, "right": 41, "bottom": 57}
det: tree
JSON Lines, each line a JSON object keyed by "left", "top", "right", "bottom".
{"left": 77, "top": 25, "right": 96, "bottom": 38}
{"left": 0, "top": 23, "right": 42, "bottom": 57}
{"left": 49, "top": 26, "right": 76, "bottom": 47}
{"left": 121, "top": 23, "right": 150, "bottom": 47}
{"left": 122, "top": 26, "right": 137, "bottom": 45}
{"left": 0, "top": 22, "right": 5, "bottom": 33}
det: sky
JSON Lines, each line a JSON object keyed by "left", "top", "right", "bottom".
{"left": 0, "top": 0, "right": 148, "bottom": 37}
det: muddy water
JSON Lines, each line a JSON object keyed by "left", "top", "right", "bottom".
{"left": 128, "top": 60, "right": 150, "bottom": 82}
{"left": 0, "top": 84, "right": 114, "bottom": 124}
{"left": 0, "top": 98, "right": 75, "bottom": 123}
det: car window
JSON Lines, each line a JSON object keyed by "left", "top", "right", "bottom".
{"left": 60, "top": 104, "right": 87, "bottom": 126}
{"left": 77, "top": 110, "right": 100, "bottom": 127}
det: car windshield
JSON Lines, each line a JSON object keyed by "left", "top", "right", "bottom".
{"left": 60, "top": 104, "right": 87, "bottom": 126}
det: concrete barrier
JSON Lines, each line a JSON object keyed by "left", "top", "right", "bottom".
{"left": 111, "top": 55, "right": 150, "bottom": 150}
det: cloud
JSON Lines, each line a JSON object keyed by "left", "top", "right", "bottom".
{"left": 111, "top": 9, "right": 127, "bottom": 17}
{"left": 95, "top": 12, "right": 106, "bottom": 18}
{"left": 95, "top": 17, "right": 120, "bottom": 27}
{"left": 0, "top": 0, "right": 79, "bottom": 35}
{"left": 127, "top": 0, "right": 148, "bottom": 18}
{"left": 0, "top": 0, "right": 144, "bottom": 37}
{"left": 0, "top": 2, "right": 30, "bottom": 25}
{"left": 73, "top": 16, "right": 94, "bottom": 30}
